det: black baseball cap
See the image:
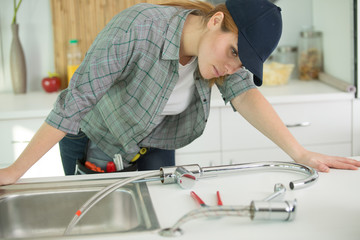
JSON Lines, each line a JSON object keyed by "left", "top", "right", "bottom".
{"left": 226, "top": 0, "right": 282, "bottom": 86}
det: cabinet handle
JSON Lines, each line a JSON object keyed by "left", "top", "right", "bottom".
{"left": 286, "top": 121, "right": 311, "bottom": 128}
{"left": 11, "top": 140, "right": 31, "bottom": 144}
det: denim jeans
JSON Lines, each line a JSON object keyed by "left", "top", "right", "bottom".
{"left": 59, "top": 131, "right": 89, "bottom": 175}
{"left": 59, "top": 131, "right": 175, "bottom": 175}
{"left": 136, "top": 148, "right": 175, "bottom": 170}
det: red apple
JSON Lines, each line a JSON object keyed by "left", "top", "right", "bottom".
{"left": 42, "top": 72, "right": 61, "bottom": 93}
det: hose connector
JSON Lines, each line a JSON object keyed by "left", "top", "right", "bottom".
{"left": 250, "top": 200, "right": 297, "bottom": 221}
{"left": 160, "top": 165, "right": 202, "bottom": 189}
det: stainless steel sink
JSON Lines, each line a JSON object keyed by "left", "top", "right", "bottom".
{"left": 0, "top": 178, "right": 160, "bottom": 239}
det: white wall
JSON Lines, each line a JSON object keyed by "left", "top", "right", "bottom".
{"left": 0, "top": 0, "right": 54, "bottom": 93}
{"left": 276, "top": 0, "right": 313, "bottom": 46}
{"left": 276, "top": 0, "right": 354, "bottom": 84}
{"left": 313, "top": 0, "right": 354, "bottom": 83}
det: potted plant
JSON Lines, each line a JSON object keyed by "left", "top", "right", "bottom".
{"left": 12, "top": 0, "right": 23, "bottom": 24}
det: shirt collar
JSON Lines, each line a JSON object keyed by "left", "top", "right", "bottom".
{"left": 161, "top": 8, "right": 193, "bottom": 60}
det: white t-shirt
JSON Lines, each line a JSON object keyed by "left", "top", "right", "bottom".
{"left": 161, "top": 57, "right": 197, "bottom": 115}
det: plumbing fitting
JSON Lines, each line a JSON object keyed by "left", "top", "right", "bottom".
{"left": 159, "top": 200, "right": 297, "bottom": 237}
{"left": 160, "top": 166, "right": 199, "bottom": 189}
{"left": 250, "top": 199, "right": 297, "bottom": 221}
{"left": 263, "top": 183, "right": 286, "bottom": 201}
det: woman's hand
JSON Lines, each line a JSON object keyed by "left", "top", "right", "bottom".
{"left": 0, "top": 166, "right": 21, "bottom": 186}
{"left": 294, "top": 150, "right": 360, "bottom": 172}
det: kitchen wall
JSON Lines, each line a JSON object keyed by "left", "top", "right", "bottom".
{"left": 313, "top": 0, "right": 354, "bottom": 84}
{"left": 277, "top": 0, "right": 354, "bottom": 83}
{"left": 0, "top": 0, "right": 354, "bottom": 93}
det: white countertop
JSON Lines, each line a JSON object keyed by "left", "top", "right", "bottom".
{"left": 14, "top": 157, "right": 360, "bottom": 240}
{"left": 211, "top": 79, "right": 354, "bottom": 107}
{"left": 0, "top": 80, "right": 354, "bottom": 120}
{"left": 148, "top": 165, "right": 360, "bottom": 240}
{"left": 0, "top": 91, "right": 59, "bottom": 120}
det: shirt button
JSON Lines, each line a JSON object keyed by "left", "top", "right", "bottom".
{"left": 205, "top": 119, "right": 208, "bottom": 122}
{"left": 203, "top": 99, "right": 207, "bottom": 102}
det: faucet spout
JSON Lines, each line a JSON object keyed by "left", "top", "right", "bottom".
{"left": 161, "top": 161, "right": 318, "bottom": 190}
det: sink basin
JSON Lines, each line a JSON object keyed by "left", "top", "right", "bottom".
{"left": 0, "top": 178, "right": 160, "bottom": 239}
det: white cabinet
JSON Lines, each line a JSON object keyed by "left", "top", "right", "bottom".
{"left": 175, "top": 152, "right": 222, "bottom": 167}
{"left": 0, "top": 118, "right": 44, "bottom": 166}
{"left": 176, "top": 80, "right": 354, "bottom": 166}
{"left": 176, "top": 108, "right": 221, "bottom": 154}
{"left": 221, "top": 99, "right": 352, "bottom": 164}
{"left": 221, "top": 102, "right": 352, "bottom": 163}
{"left": 0, "top": 92, "right": 64, "bottom": 178}
{"left": 223, "top": 143, "right": 352, "bottom": 165}
{"left": 175, "top": 108, "right": 222, "bottom": 167}
{"left": 0, "top": 118, "right": 64, "bottom": 178}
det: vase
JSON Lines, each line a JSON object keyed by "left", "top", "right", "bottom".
{"left": 10, "top": 23, "right": 27, "bottom": 94}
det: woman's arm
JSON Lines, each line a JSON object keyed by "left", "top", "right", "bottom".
{"left": 231, "top": 88, "right": 360, "bottom": 172}
{"left": 0, "top": 122, "right": 66, "bottom": 185}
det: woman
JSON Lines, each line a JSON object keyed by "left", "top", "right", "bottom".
{"left": 1, "top": 0, "right": 359, "bottom": 185}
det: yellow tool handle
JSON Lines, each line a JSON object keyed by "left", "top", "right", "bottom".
{"left": 130, "top": 148, "right": 148, "bottom": 162}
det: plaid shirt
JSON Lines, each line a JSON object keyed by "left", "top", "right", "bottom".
{"left": 46, "top": 3, "right": 255, "bottom": 163}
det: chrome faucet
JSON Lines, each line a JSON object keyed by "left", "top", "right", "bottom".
{"left": 160, "top": 161, "right": 318, "bottom": 190}
{"left": 64, "top": 161, "right": 317, "bottom": 236}
{"left": 159, "top": 161, "right": 316, "bottom": 237}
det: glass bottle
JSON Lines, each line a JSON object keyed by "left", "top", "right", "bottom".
{"left": 274, "top": 46, "right": 298, "bottom": 79}
{"left": 67, "top": 39, "right": 82, "bottom": 85}
{"left": 298, "top": 30, "right": 323, "bottom": 80}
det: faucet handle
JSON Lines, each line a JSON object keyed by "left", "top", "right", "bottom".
{"left": 160, "top": 165, "right": 200, "bottom": 189}
{"left": 174, "top": 167, "right": 197, "bottom": 189}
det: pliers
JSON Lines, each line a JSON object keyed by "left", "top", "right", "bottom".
{"left": 190, "top": 191, "right": 223, "bottom": 207}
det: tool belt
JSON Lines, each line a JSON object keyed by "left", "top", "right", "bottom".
{"left": 75, "top": 147, "right": 148, "bottom": 175}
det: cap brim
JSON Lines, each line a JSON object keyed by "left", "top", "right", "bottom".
{"left": 237, "top": 31, "right": 263, "bottom": 86}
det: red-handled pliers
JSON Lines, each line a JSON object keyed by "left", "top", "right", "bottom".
{"left": 190, "top": 191, "right": 223, "bottom": 207}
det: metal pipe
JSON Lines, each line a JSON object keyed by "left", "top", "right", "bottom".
{"left": 201, "top": 161, "right": 318, "bottom": 190}
{"left": 64, "top": 171, "right": 160, "bottom": 235}
{"left": 161, "top": 161, "right": 318, "bottom": 190}
{"left": 159, "top": 200, "right": 297, "bottom": 237}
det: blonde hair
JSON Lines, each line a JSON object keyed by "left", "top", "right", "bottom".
{"left": 160, "top": 0, "right": 238, "bottom": 86}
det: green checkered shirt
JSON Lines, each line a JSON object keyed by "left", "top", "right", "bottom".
{"left": 46, "top": 3, "right": 255, "bottom": 162}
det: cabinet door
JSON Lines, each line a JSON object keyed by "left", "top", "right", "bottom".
{"left": 221, "top": 100, "right": 352, "bottom": 151}
{"left": 0, "top": 119, "right": 43, "bottom": 167}
{"left": 12, "top": 142, "right": 64, "bottom": 178}
{"left": 0, "top": 119, "right": 64, "bottom": 178}
{"left": 176, "top": 108, "right": 221, "bottom": 154}
{"left": 175, "top": 152, "right": 222, "bottom": 167}
{"left": 274, "top": 101, "right": 352, "bottom": 146}
{"left": 222, "top": 143, "right": 352, "bottom": 165}
{"left": 223, "top": 148, "right": 290, "bottom": 164}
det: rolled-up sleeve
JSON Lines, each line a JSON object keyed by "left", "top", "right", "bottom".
{"left": 216, "top": 68, "right": 256, "bottom": 111}
{"left": 46, "top": 25, "right": 134, "bottom": 134}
